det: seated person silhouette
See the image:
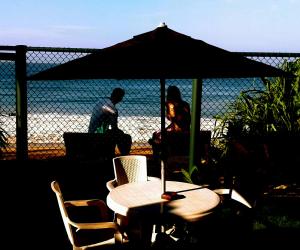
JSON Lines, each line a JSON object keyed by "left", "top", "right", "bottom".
{"left": 88, "top": 87, "right": 132, "bottom": 155}
{"left": 149, "top": 85, "right": 191, "bottom": 159}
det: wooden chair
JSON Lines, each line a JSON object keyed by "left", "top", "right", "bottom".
{"left": 51, "top": 180, "right": 126, "bottom": 249}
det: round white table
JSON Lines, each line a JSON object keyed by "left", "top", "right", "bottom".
{"left": 107, "top": 180, "right": 220, "bottom": 222}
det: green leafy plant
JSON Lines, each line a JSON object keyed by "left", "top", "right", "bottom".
{"left": 214, "top": 58, "right": 300, "bottom": 149}
{"left": 0, "top": 125, "right": 8, "bottom": 159}
{"left": 181, "top": 59, "right": 300, "bottom": 184}
{"left": 181, "top": 165, "right": 198, "bottom": 183}
{"left": 0, "top": 108, "right": 8, "bottom": 159}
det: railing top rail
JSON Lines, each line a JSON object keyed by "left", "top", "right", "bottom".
{"left": 28, "top": 46, "right": 100, "bottom": 53}
{"left": 236, "top": 52, "right": 300, "bottom": 57}
{"left": 0, "top": 45, "right": 17, "bottom": 51}
{"left": 1, "top": 45, "right": 299, "bottom": 57}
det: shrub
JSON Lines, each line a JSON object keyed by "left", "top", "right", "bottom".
{"left": 214, "top": 58, "right": 300, "bottom": 148}
{"left": 212, "top": 59, "right": 300, "bottom": 184}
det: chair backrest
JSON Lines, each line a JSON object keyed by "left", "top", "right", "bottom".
{"left": 51, "top": 181, "right": 76, "bottom": 246}
{"left": 63, "top": 132, "right": 116, "bottom": 161}
{"left": 113, "top": 155, "right": 148, "bottom": 186}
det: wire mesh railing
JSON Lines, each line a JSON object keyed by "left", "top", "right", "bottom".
{"left": 0, "top": 46, "right": 299, "bottom": 160}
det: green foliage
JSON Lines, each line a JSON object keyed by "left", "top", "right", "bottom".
{"left": 214, "top": 58, "right": 300, "bottom": 145}
{"left": 0, "top": 126, "right": 8, "bottom": 158}
{"left": 0, "top": 108, "right": 8, "bottom": 158}
{"left": 181, "top": 59, "right": 300, "bottom": 183}
{"left": 181, "top": 165, "right": 198, "bottom": 183}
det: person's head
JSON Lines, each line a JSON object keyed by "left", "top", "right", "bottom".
{"left": 110, "top": 87, "right": 125, "bottom": 104}
{"left": 167, "top": 85, "right": 182, "bottom": 102}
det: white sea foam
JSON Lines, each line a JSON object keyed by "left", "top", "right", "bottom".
{"left": 1, "top": 113, "right": 217, "bottom": 145}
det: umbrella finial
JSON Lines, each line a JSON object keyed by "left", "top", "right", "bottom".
{"left": 158, "top": 22, "right": 167, "bottom": 28}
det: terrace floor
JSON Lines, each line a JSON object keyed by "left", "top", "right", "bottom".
{"left": 3, "top": 158, "right": 299, "bottom": 249}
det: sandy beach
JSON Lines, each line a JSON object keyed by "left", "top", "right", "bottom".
{"left": 1, "top": 113, "right": 218, "bottom": 160}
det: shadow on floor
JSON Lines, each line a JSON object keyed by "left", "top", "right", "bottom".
{"left": 2, "top": 158, "right": 299, "bottom": 249}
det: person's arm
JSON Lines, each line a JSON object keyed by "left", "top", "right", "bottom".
{"left": 166, "top": 102, "right": 176, "bottom": 121}
{"left": 102, "top": 103, "right": 118, "bottom": 129}
{"left": 88, "top": 105, "right": 102, "bottom": 133}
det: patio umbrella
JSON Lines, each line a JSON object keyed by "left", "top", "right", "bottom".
{"left": 28, "top": 23, "right": 289, "bottom": 194}
{"left": 29, "top": 24, "right": 287, "bottom": 80}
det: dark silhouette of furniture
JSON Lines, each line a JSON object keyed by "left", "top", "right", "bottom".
{"left": 165, "top": 130, "right": 212, "bottom": 174}
{"left": 63, "top": 132, "right": 116, "bottom": 162}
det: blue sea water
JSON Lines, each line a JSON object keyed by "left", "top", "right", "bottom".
{"left": 1, "top": 62, "right": 265, "bottom": 118}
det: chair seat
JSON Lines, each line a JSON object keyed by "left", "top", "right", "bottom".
{"left": 51, "top": 181, "right": 126, "bottom": 250}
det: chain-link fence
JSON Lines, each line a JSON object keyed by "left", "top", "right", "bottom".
{"left": 0, "top": 46, "right": 299, "bottom": 160}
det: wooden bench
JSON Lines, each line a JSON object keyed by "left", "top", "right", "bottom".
{"left": 63, "top": 132, "right": 116, "bottom": 162}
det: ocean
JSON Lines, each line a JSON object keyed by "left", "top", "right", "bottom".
{"left": 1, "top": 62, "right": 265, "bottom": 119}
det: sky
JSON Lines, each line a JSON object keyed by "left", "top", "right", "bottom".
{"left": 1, "top": 0, "right": 299, "bottom": 52}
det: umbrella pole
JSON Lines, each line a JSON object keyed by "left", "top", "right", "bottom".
{"left": 189, "top": 78, "right": 202, "bottom": 179}
{"left": 160, "top": 79, "right": 166, "bottom": 194}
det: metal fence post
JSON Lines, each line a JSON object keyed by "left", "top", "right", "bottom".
{"left": 15, "top": 45, "right": 28, "bottom": 161}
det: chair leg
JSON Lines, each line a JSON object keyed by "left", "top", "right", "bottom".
{"left": 151, "top": 224, "right": 163, "bottom": 243}
{"left": 115, "top": 231, "right": 124, "bottom": 244}
{"left": 151, "top": 224, "right": 157, "bottom": 244}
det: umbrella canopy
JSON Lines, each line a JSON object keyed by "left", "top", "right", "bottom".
{"left": 28, "top": 24, "right": 290, "bottom": 193}
{"left": 28, "top": 24, "right": 288, "bottom": 80}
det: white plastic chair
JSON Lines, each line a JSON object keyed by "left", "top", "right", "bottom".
{"left": 213, "top": 175, "right": 252, "bottom": 209}
{"left": 106, "top": 155, "right": 160, "bottom": 191}
{"left": 213, "top": 188, "right": 252, "bottom": 208}
{"left": 106, "top": 155, "right": 160, "bottom": 243}
{"left": 51, "top": 181, "right": 126, "bottom": 250}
